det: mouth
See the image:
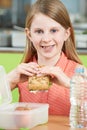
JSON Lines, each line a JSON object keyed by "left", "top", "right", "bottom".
{"left": 40, "top": 44, "right": 55, "bottom": 49}
{"left": 40, "top": 45, "right": 55, "bottom": 52}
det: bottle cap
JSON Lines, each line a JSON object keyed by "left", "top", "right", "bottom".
{"left": 75, "top": 68, "right": 84, "bottom": 73}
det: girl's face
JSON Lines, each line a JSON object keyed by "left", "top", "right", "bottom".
{"left": 28, "top": 13, "right": 70, "bottom": 59}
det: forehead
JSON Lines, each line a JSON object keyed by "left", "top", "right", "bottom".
{"left": 30, "top": 13, "right": 62, "bottom": 29}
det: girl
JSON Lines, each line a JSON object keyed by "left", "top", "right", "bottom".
{"left": 7, "top": 0, "right": 84, "bottom": 116}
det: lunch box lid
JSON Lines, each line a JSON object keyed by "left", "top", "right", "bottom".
{"left": 0, "top": 66, "right": 12, "bottom": 108}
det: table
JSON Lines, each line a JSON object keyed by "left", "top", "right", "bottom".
{"left": 31, "top": 115, "right": 87, "bottom": 130}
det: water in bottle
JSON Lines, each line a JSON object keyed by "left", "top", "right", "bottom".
{"left": 70, "top": 67, "right": 87, "bottom": 128}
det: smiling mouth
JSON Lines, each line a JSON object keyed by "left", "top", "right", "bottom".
{"left": 41, "top": 45, "right": 55, "bottom": 48}
{"left": 40, "top": 45, "right": 55, "bottom": 52}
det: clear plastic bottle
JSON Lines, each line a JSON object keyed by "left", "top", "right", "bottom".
{"left": 70, "top": 68, "right": 87, "bottom": 128}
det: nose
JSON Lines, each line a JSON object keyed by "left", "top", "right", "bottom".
{"left": 41, "top": 33, "right": 52, "bottom": 42}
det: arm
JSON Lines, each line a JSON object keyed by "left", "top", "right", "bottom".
{"left": 7, "top": 62, "right": 39, "bottom": 90}
{"left": 38, "top": 66, "right": 70, "bottom": 88}
{"left": 38, "top": 65, "right": 87, "bottom": 88}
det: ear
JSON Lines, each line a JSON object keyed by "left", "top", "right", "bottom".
{"left": 25, "top": 28, "right": 32, "bottom": 40}
{"left": 64, "top": 27, "right": 71, "bottom": 41}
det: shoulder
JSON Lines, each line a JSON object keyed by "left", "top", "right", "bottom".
{"left": 57, "top": 52, "right": 80, "bottom": 77}
{"left": 62, "top": 53, "right": 79, "bottom": 72}
{"left": 64, "top": 59, "right": 79, "bottom": 77}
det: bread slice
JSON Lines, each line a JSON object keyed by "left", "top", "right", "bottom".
{"left": 28, "top": 75, "right": 51, "bottom": 91}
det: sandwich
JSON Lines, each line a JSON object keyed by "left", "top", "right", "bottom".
{"left": 15, "top": 106, "right": 32, "bottom": 111}
{"left": 28, "top": 75, "right": 52, "bottom": 91}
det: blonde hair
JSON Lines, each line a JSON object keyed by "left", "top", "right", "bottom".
{"left": 22, "top": 0, "right": 82, "bottom": 64}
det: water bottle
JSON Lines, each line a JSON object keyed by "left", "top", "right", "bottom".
{"left": 70, "top": 67, "right": 87, "bottom": 128}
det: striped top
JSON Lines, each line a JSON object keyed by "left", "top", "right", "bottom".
{"left": 18, "top": 52, "right": 78, "bottom": 116}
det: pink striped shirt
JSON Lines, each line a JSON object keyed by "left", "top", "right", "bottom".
{"left": 18, "top": 52, "right": 78, "bottom": 116}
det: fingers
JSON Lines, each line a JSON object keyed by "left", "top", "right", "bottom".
{"left": 38, "top": 66, "right": 62, "bottom": 78}
{"left": 38, "top": 66, "right": 54, "bottom": 74}
{"left": 16, "top": 62, "right": 39, "bottom": 76}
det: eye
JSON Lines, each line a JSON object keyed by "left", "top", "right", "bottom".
{"left": 50, "top": 29, "right": 58, "bottom": 33}
{"left": 35, "top": 29, "right": 43, "bottom": 34}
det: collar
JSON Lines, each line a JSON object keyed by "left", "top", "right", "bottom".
{"left": 33, "top": 52, "right": 68, "bottom": 71}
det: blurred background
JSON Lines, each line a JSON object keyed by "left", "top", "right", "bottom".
{"left": 0, "top": 0, "right": 87, "bottom": 50}
{"left": 0, "top": 0, "right": 87, "bottom": 27}
{"left": 0, "top": 0, "right": 87, "bottom": 102}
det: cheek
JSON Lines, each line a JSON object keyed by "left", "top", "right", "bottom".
{"left": 30, "top": 36, "right": 38, "bottom": 46}
{"left": 55, "top": 36, "right": 64, "bottom": 50}
{"left": 31, "top": 39, "right": 40, "bottom": 50}
{"left": 30, "top": 34, "right": 41, "bottom": 44}
{"left": 55, "top": 35, "right": 65, "bottom": 45}
{"left": 58, "top": 43, "right": 64, "bottom": 50}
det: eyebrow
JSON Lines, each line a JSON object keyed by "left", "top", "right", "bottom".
{"left": 33, "top": 26, "right": 61, "bottom": 30}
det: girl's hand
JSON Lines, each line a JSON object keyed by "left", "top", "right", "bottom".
{"left": 7, "top": 62, "right": 39, "bottom": 90}
{"left": 16, "top": 62, "right": 39, "bottom": 77}
{"left": 38, "top": 66, "right": 70, "bottom": 88}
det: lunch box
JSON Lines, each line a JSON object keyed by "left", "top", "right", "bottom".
{"left": 0, "top": 66, "right": 49, "bottom": 129}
